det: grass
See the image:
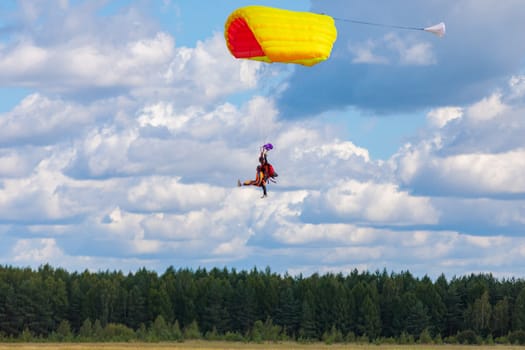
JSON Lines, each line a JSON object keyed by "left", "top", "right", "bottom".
{"left": 1, "top": 342, "right": 525, "bottom": 350}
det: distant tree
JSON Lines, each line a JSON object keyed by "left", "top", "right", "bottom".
{"left": 149, "top": 315, "right": 171, "bottom": 341}
{"left": 78, "top": 318, "right": 92, "bottom": 340}
{"left": 492, "top": 297, "right": 510, "bottom": 337}
{"left": 92, "top": 319, "right": 103, "bottom": 340}
{"left": 102, "top": 323, "right": 135, "bottom": 341}
{"left": 322, "top": 324, "right": 343, "bottom": 344}
{"left": 19, "top": 327, "right": 33, "bottom": 342}
{"left": 53, "top": 320, "right": 73, "bottom": 341}
{"left": 228, "top": 278, "right": 256, "bottom": 334}
{"left": 456, "top": 329, "right": 480, "bottom": 345}
{"left": 174, "top": 270, "right": 198, "bottom": 329}
{"left": 5, "top": 264, "right": 525, "bottom": 343}
{"left": 199, "top": 277, "right": 228, "bottom": 334}
{"left": 350, "top": 278, "right": 381, "bottom": 340}
{"left": 361, "top": 295, "right": 381, "bottom": 340}
{"left": 380, "top": 277, "right": 403, "bottom": 337}
{"left": 509, "top": 330, "right": 525, "bottom": 345}
{"left": 416, "top": 276, "right": 446, "bottom": 335}
{"left": 204, "top": 325, "right": 220, "bottom": 340}
{"left": 466, "top": 290, "right": 491, "bottom": 335}
{"left": 299, "top": 290, "right": 317, "bottom": 340}
{"left": 183, "top": 320, "right": 201, "bottom": 339}
{"left": 419, "top": 328, "right": 433, "bottom": 344}
{"left": 444, "top": 284, "right": 464, "bottom": 336}
{"left": 127, "top": 285, "right": 147, "bottom": 329}
{"left": 68, "top": 280, "right": 86, "bottom": 331}
{"left": 275, "top": 282, "right": 301, "bottom": 337}
{"left": 513, "top": 287, "right": 525, "bottom": 330}
{"left": 171, "top": 320, "right": 183, "bottom": 341}
{"left": 251, "top": 317, "right": 281, "bottom": 342}
{"left": 404, "top": 296, "right": 430, "bottom": 337}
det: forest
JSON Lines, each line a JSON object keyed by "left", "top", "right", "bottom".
{"left": 1, "top": 264, "right": 525, "bottom": 345}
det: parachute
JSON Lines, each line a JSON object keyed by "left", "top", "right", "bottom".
{"left": 224, "top": 6, "right": 338, "bottom": 67}
{"left": 225, "top": 6, "right": 445, "bottom": 66}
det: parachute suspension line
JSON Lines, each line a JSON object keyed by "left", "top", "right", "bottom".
{"left": 326, "top": 15, "right": 446, "bottom": 37}
{"left": 260, "top": 134, "right": 270, "bottom": 151}
{"left": 331, "top": 17, "right": 424, "bottom": 32}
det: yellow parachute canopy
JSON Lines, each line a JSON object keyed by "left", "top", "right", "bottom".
{"left": 224, "top": 6, "right": 337, "bottom": 67}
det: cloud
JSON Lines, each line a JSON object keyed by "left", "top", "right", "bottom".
{"left": 348, "top": 32, "right": 437, "bottom": 67}
{"left": 164, "top": 32, "right": 262, "bottom": 103}
{"left": 466, "top": 93, "right": 508, "bottom": 121}
{"left": 65, "top": 95, "right": 281, "bottom": 181}
{"left": 394, "top": 82, "right": 525, "bottom": 198}
{"left": 0, "top": 148, "right": 44, "bottom": 177}
{"left": 272, "top": 223, "right": 383, "bottom": 246}
{"left": 396, "top": 146, "right": 525, "bottom": 197}
{"left": 1, "top": 0, "right": 525, "bottom": 280}
{"left": 4, "top": 236, "right": 160, "bottom": 273}
{"left": 0, "top": 151, "right": 84, "bottom": 223}
{"left": 384, "top": 33, "right": 436, "bottom": 66}
{"left": 277, "top": 0, "right": 525, "bottom": 118}
{"left": 509, "top": 75, "right": 525, "bottom": 99}
{"left": 304, "top": 180, "right": 439, "bottom": 225}
{"left": 427, "top": 107, "right": 462, "bottom": 128}
{"left": 127, "top": 177, "right": 228, "bottom": 212}
{"left": 0, "top": 93, "right": 95, "bottom": 146}
{"left": 12, "top": 238, "right": 64, "bottom": 263}
{"left": 0, "top": 4, "right": 263, "bottom": 105}
{"left": 349, "top": 40, "right": 389, "bottom": 64}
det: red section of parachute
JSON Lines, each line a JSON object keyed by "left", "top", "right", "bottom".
{"left": 226, "top": 18, "right": 264, "bottom": 59}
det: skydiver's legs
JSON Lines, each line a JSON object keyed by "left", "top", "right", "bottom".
{"left": 242, "top": 180, "right": 258, "bottom": 186}
{"left": 238, "top": 179, "right": 267, "bottom": 198}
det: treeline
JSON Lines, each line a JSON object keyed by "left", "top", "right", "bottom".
{"left": 1, "top": 265, "right": 525, "bottom": 344}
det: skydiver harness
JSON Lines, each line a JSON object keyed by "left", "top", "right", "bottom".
{"left": 263, "top": 163, "right": 278, "bottom": 183}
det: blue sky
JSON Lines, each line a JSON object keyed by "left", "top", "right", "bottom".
{"left": 1, "top": 0, "right": 525, "bottom": 279}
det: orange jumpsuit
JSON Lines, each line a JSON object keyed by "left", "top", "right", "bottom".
{"left": 242, "top": 165, "right": 267, "bottom": 196}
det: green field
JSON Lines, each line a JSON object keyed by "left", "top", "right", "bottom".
{"left": 2, "top": 342, "right": 525, "bottom": 350}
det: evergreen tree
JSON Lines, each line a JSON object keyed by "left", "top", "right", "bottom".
{"left": 416, "top": 275, "right": 446, "bottom": 336}
{"left": 352, "top": 281, "right": 381, "bottom": 339}
{"left": 444, "top": 283, "right": 464, "bottom": 336}
{"left": 299, "top": 290, "right": 317, "bottom": 340}
{"left": 92, "top": 319, "right": 103, "bottom": 340}
{"left": 54, "top": 319, "right": 73, "bottom": 341}
{"left": 404, "top": 297, "right": 430, "bottom": 337}
{"left": 78, "top": 318, "right": 93, "bottom": 340}
{"left": 3, "top": 264, "right": 525, "bottom": 342}
{"left": 275, "top": 282, "right": 301, "bottom": 337}
{"left": 199, "top": 277, "right": 228, "bottom": 334}
{"left": 228, "top": 278, "right": 256, "bottom": 334}
{"left": 380, "top": 277, "right": 403, "bottom": 337}
{"left": 492, "top": 297, "right": 510, "bottom": 337}
{"left": 183, "top": 320, "right": 201, "bottom": 340}
{"left": 149, "top": 315, "right": 171, "bottom": 341}
{"left": 173, "top": 269, "right": 197, "bottom": 328}
{"left": 171, "top": 320, "right": 183, "bottom": 341}
{"left": 127, "top": 285, "right": 147, "bottom": 329}
{"left": 466, "top": 290, "right": 491, "bottom": 336}
{"left": 68, "top": 279, "right": 86, "bottom": 332}
{"left": 513, "top": 287, "right": 525, "bottom": 331}
{"left": 361, "top": 295, "right": 381, "bottom": 340}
